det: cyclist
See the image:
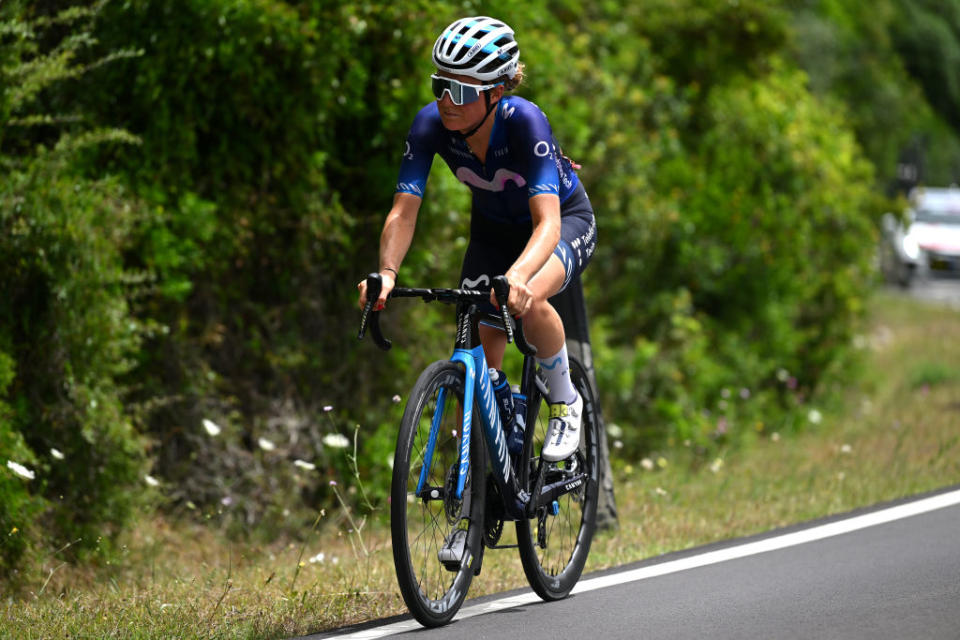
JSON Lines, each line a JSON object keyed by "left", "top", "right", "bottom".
{"left": 358, "top": 16, "right": 597, "bottom": 462}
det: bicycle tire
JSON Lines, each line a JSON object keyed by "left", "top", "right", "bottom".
{"left": 391, "top": 360, "right": 487, "bottom": 627}
{"left": 515, "top": 356, "right": 599, "bottom": 600}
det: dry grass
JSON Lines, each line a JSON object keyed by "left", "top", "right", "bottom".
{"left": 3, "top": 289, "right": 959, "bottom": 639}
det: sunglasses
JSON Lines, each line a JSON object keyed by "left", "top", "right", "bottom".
{"left": 431, "top": 75, "right": 503, "bottom": 106}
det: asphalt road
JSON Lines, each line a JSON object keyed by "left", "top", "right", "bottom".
{"left": 306, "top": 487, "right": 960, "bottom": 640}
{"left": 901, "top": 273, "right": 960, "bottom": 308}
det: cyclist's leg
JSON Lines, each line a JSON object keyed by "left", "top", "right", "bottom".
{"left": 523, "top": 192, "right": 596, "bottom": 360}
{"left": 526, "top": 217, "right": 591, "bottom": 394}
{"left": 521, "top": 256, "right": 567, "bottom": 356}
{"left": 481, "top": 256, "right": 562, "bottom": 369}
{"left": 525, "top": 208, "right": 596, "bottom": 458}
{"left": 478, "top": 324, "right": 508, "bottom": 370}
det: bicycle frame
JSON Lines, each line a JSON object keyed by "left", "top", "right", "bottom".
{"left": 416, "top": 301, "right": 530, "bottom": 520}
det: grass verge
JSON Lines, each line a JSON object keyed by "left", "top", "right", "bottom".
{"left": 3, "top": 289, "right": 959, "bottom": 639}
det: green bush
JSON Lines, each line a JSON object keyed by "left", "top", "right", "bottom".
{"left": 0, "top": 1, "right": 147, "bottom": 576}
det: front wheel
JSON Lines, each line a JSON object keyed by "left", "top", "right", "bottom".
{"left": 516, "top": 357, "right": 600, "bottom": 600}
{"left": 391, "top": 360, "right": 486, "bottom": 627}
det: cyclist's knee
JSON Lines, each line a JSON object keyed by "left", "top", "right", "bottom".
{"left": 524, "top": 298, "right": 564, "bottom": 336}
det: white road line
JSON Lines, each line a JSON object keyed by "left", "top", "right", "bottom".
{"left": 324, "top": 488, "right": 960, "bottom": 639}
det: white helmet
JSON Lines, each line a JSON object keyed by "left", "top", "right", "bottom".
{"left": 432, "top": 16, "right": 519, "bottom": 82}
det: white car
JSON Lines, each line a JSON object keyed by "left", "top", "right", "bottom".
{"left": 880, "top": 186, "right": 960, "bottom": 286}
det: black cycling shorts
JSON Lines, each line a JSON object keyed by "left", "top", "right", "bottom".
{"left": 459, "top": 182, "right": 596, "bottom": 308}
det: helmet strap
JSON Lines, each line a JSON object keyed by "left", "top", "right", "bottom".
{"left": 460, "top": 91, "right": 497, "bottom": 140}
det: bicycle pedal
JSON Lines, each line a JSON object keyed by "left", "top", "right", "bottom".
{"left": 437, "top": 528, "right": 467, "bottom": 571}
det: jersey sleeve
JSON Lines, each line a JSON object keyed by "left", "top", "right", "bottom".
{"left": 505, "top": 100, "right": 563, "bottom": 199}
{"left": 395, "top": 103, "right": 439, "bottom": 198}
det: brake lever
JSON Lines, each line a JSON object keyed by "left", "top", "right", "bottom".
{"left": 358, "top": 273, "right": 392, "bottom": 351}
{"left": 492, "top": 275, "right": 515, "bottom": 344}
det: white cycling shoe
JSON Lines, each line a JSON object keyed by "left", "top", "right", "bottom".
{"left": 542, "top": 392, "right": 583, "bottom": 462}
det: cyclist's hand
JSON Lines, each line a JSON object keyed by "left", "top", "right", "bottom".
{"left": 358, "top": 271, "right": 396, "bottom": 311}
{"left": 491, "top": 273, "right": 533, "bottom": 317}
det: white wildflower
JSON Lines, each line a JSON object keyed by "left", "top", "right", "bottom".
{"left": 709, "top": 457, "right": 724, "bottom": 473}
{"left": 776, "top": 368, "right": 790, "bottom": 382}
{"left": 840, "top": 444, "right": 852, "bottom": 454}
{"left": 391, "top": 394, "right": 402, "bottom": 404}
{"left": 606, "top": 423, "right": 624, "bottom": 439}
{"left": 144, "top": 474, "right": 160, "bottom": 487}
{"left": 202, "top": 419, "right": 222, "bottom": 436}
{"left": 323, "top": 405, "right": 333, "bottom": 413}
{"left": 640, "top": 458, "right": 655, "bottom": 471}
{"left": 654, "top": 487, "right": 668, "bottom": 497}
{"left": 294, "top": 459, "right": 316, "bottom": 471}
{"left": 387, "top": 454, "right": 395, "bottom": 470}
{"left": 771, "top": 432, "right": 781, "bottom": 442}
{"left": 6, "top": 461, "right": 35, "bottom": 480}
{"left": 613, "top": 440, "right": 624, "bottom": 449}
{"left": 308, "top": 552, "right": 325, "bottom": 564}
{"left": 807, "top": 409, "right": 823, "bottom": 425}
{"left": 323, "top": 433, "right": 350, "bottom": 449}
{"left": 258, "top": 437, "right": 276, "bottom": 451}
{"left": 50, "top": 448, "right": 65, "bottom": 460}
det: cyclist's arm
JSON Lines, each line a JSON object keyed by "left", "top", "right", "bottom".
{"left": 380, "top": 192, "right": 422, "bottom": 283}
{"left": 359, "top": 104, "right": 438, "bottom": 310}
{"left": 358, "top": 192, "right": 422, "bottom": 311}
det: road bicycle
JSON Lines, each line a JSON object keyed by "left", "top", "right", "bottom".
{"left": 358, "top": 273, "right": 600, "bottom": 627}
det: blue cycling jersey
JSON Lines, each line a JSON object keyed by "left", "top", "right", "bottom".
{"left": 396, "top": 96, "right": 580, "bottom": 224}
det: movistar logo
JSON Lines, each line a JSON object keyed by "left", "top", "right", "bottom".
{"left": 456, "top": 167, "right": 526, "bottom": 192}
{"left": 462, "top": 274, "right": 490, "bottom": 289}
{"left": 540, "top": 357, "right": 562, "bottom": 370}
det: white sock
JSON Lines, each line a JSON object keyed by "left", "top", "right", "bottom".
{"left": 537, "top": 344, "right": 577, "bottom": 404}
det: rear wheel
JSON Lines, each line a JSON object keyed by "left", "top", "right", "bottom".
{"left": 391, "top": 360, "right": 486, "bottom": 627}
{"left": 516, "top": 357, "right": 600, "bottom": 600}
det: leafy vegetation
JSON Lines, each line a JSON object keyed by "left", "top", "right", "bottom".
{"left": 2, "top": 0, "right": 960, "bottom": 589}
